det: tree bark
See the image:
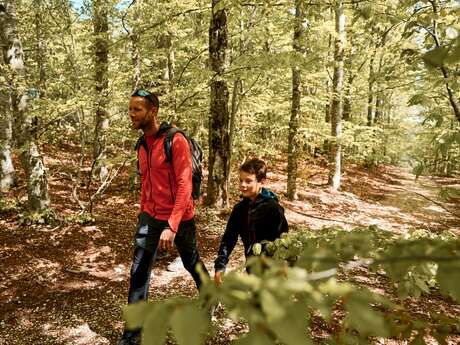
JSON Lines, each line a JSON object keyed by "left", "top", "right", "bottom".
{"left": 131, "top": 30, "right": 141, "bottom": 91}
{"left": 328, "top": 0, "right": 345, "bottom": 192}
{"left": 0, "top": 91, "right": 16, "bottom": 191}
{"left": 429, "top": 0, "right": 460, "bottom": 124}
{"left": 367, "top": 46, "right": 376, "bottom": 127}
{"left": 287, "top": 0, "right": 305, "bottom": 200}
{"left": 92, "top": 0, "right": 109, "bottom": 181}
{"left": 0, "top": 0, "right": 50, "bottom": 211}
{"left": 342, "top": 45, "right": 354, "bottom": 121}
{"left": 205, "top": 0, "right": 230, "bottom": 208}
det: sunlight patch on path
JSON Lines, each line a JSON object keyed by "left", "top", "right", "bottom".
{"left": 43, "top": 323, "right": 109, "bottom": 345}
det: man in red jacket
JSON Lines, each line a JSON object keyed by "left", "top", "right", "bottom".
{"left": 118, "top": 89, "right": 209, "bottom": 345}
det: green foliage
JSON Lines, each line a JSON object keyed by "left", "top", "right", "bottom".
{"left": 64, "top": 214, "right": 96, "bottom": 224}
{"left": 439, "top": 187, "right": 460, "bottom": 201}
{"left": 124, "top": 226, "right": 460, "bottom": 344}
{"left": 0, "top": 198, "right": 20, "bottom": 214}
{"left": 124, "top": 298, "right": 209, "bottom": 345}
{"left": 18, "top": 208, "right": 57, "bottom": 225}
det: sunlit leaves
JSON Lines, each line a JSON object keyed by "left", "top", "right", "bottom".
{"left": 142, "top": 304, "right": 170, "bottom": 345}
{"left": 422, "top": 38, "right": 460, "bottom": 68}
{"left": 344, "top": 292, "right": 391, "bottom": 337}
{"left": 170, "top": 303, "right": 209, "bottom": 345}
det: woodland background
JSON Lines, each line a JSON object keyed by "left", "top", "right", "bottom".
{"left": 1, "top": 0, "right": 460, "bottom": 344}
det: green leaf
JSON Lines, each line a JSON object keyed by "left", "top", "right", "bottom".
{"left": 345, "top": 293, "right": 390, "bottom": 337}
{"left": 142, "top": 304, "right": 170, "bottom": 345}
{"left": 436, "top": 262, "right": 460, "bottom": 303}
{"left": 269, "top": 302, "right": 312, "bottom": 345}
{"left": 444, "top": 38, "right": 460, "bottom": 64}
{"left": 123, "top": 301, "right": 151, "bottom": 330}
{"left": 259, "top": 290, "right": 285, "bottom": 322}
{"left": 252, "top": 243, "right": 262, "bottom": 255}
{"left": 422, "top": 46, "right": 449, "bottom": 68}
{"left": 170, "top": 303, "right": 209, "bottom": 345}
{"left": 410, "top": 333, "right": 426, "bottom": 345}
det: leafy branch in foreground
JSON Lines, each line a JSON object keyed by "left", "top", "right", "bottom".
{"left": 124, "top": 226, "right": 460, "bottom": 345}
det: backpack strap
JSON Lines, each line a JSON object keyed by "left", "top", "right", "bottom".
{"left": 135, "top": 135, "right": 148, "bottom": 153}
{"left": 164, "top": 127, "right": 186, "bottom": 164}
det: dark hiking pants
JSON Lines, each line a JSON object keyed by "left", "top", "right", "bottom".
{"left": 127, "top": 212, "right": 209, "bottom": 303}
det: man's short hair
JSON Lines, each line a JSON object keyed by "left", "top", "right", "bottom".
{"left": 239, "top": 158, "right": 267, "bottom": 182}
{"left": 131, "top": 89, "right": 160, "bottom": 110}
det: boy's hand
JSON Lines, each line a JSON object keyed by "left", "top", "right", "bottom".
{"left": 159, "top": 227, "right": 176, "bottom": 252}
{"left": 214, "top": 271, "right": 223, "bottom": 286}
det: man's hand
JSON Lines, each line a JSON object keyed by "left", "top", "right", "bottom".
{"left": 159, "top": 227, "right": 176, "bottom": 252}
{"left": 214, "top": 271, "right": 223, "bottom": 286}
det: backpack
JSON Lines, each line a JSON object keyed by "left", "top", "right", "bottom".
{"left": 135, "top": 123, "right": 203, "bottom": 200}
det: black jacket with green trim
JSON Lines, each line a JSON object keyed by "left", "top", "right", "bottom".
{"left": 214, "top": 188, "right": 289, "bottom": 272}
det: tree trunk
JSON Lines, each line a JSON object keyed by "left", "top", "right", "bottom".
{"left": 0, "top": 91, "right": 16, "bottom": 191}
{"left": 168, "top": 35, "right": 176, "bottom": 112}
{"left": 92, "top": 0, "right": 109, "bottom": 181}
{"left": 131, "top": 30, "right": 141, "bottom": 91}
{"left": 328, "top": 0, "right": 345, "bottom": 192}
{"left": 342, "top": 46, "right": 354, "bottom": 121}
{"left": 429, "top": 0, "right": 460, "bottom": 124}
{"left": 228, "top": 77, "right": 241, "bottom": 165}
{"left": 0, "top": 1, "right": 50, "bottom": 211}
{"left": 374, "top": 96, "right": 384, "bottom": 124}
{"left": 367, "top": 46, "right": 376, "bottom": 127}
{"left": 287, "top": 0, "right": 305, "bottom": 200}
{"left": 205, "top": 0, "right": 230, "bottom": 208}
{"left": 325, "top": 32, "right": 333, "bottom": 123}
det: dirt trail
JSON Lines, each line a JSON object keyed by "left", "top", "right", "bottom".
{"left": 0, "top": 164, "right": 459, "bottom": 344}
{"left": 278, "top": 165, "right": 460, "bottom": 234}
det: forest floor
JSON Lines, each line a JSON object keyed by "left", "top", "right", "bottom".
{"left": 1, "top": 145, "right": 460, "bottom": 345}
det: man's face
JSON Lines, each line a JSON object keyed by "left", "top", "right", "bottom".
{"left": 239, "top": 170, "right": 263, "bottom": 201}
{"left": 128, "top": 96, "right": 155, "bottom": 131}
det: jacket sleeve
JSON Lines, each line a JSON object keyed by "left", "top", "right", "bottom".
{"left": 276, "top": 203, "right": 289, "bottom": 235}
{"left": 214, "top": 206, "right": 240, "bottom": 272}
{"left": 138, "top": 147, "right": 147, "bottom": 214}
{"left": 168, "top": 134, "right": 193, "bottom": 232}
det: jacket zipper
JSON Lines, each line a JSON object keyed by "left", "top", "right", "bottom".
{"left": 146, "top": 141, "right": 156, "bottom": 217}
{"left": 168, "top": 171, "right": 175, "bottom": 204}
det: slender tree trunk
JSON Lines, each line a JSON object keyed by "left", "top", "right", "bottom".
{"left": 328, "top": 0, "right": 345, "bottom": 192}
{"left": 0, "top": 91, "right": 16, "bottom": 191}
{"left": 429, "top": 0, "right": 460, "bottom": 124}
{"left": 342, "top": 46, "right": 354, "bottom": 121}
{"left": 228, "top": 78, "right": 241, "bottom": 164}
{"left": 167, "top": 34, "right": 176, "bottom": 112}
{"left": 325, "top": 32, "right": 333, "bottom": 123}
{"left": 206, "top": 0, "right": 230, "bottom": 208}
{"left": 92, "top": 0, "right": 109, "bottom": 181}
{"left": 374, "top": 96, "right": 384, "bottom": 124}
{"left": 131, "top": 30, "right": 141, "bottom": 91}
{"left": 34, "top": 0, "right": 45, "bottom": 97}
{"left": 287, "top": 0, "right": 305, "bottom": 200}
{"left": 367, "top": 46, "right": 376, "bottom": 127}
{"left": 0, "top": 3, "right": 16, "bottom": 191}
{"left": 0, "top": 1, "right": 50, "bottom": 211}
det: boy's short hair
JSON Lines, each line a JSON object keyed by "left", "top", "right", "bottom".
{"left": 239, "top": 158, "right": 267, "bottom": 182}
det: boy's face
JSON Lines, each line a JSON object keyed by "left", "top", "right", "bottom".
{"left": 239, "top": 170, "right": 263, "bottom": 201}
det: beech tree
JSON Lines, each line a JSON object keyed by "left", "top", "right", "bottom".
{"left": 286, "top": 0, "right": 306, "bottom": 200}
{"left": 0, "top": 0, "right": 50, "bottom": 214}
{"left": 206, "top": 0, "right": 230, "bottom": 208}
{"left": 328, "top": 0, "right": 345, "bottom": 191}
{"left": 92, "top": 0, "right": 109, "bottom": 181}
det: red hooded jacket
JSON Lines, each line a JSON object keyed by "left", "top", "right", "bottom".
{"left": 138, "top": 125, "right": 194, "bottom": 232}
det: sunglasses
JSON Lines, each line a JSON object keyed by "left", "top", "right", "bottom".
{"left": 132, "top": 89, "right": 158, "bottom": 107}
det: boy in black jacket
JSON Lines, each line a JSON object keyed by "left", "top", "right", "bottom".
{"left": 214, "top": 158, "right": 288, "bottom": 284}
